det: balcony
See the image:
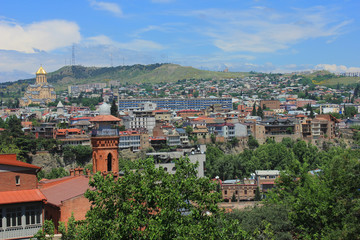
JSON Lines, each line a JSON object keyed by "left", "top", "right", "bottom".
{"left": 91, "top": 129, "right": 119, "bottom": 137}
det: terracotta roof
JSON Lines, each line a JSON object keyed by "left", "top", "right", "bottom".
{"left": 0, "top": 154, "right": 41, "bottom": 170}
{"left": 90, "top": 115, "right": 121, "bottom": 122}
{"left": 40, "top": 176, "right": 91, "bottom": 206}
{"left": 0, "top": 189, "right": 46, "bottom": 205}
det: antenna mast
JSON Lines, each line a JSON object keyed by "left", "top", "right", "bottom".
{"left": 72, "top": 44, "right": 76, "bottom": 65}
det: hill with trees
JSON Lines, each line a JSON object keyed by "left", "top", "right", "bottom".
{"left": 1, "top": 63, "right": 250, "bottom": 91}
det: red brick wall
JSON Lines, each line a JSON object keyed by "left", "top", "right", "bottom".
{"left": 44, "top": 204, "right": 61, "bottom": 233}
{"left": 60, "top": 195, "right": 91, "bottom": 225}
{"left": 0, "top": 170, "right": 38, "bottom": 191}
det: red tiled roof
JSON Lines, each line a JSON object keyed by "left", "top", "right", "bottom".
{"left": 153, "top": 109, "right": 169, "bottom": 113}
{"left": 57, "top": 128, "right": 81, "bottom": 133}
{"left": 0, "top": 154, "right": 41, "bottom": 170}
{"left": 40, "top": 176, "right": 91, "bottom": 206}
{"left": 0, "top": 189, "right": 46, "bottom": 205}
{"left": 90, "top": 115, "right": 121, "bottom": 122}
{"left": 261, "top": 182, "right": 275, "bottom": 185}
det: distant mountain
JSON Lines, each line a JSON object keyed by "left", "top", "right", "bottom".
{"left": 2, "top": 63, "right": 250, "bottom": 91}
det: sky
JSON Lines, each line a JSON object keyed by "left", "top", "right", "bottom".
{"left": 0, "top": 0, "right": 360, "bottom": 82}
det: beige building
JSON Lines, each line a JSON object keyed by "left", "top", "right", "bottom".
{"left": 20, "top": 67, "right": 56, "bottom": 107}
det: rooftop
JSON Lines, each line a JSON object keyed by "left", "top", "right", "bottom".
{"left": 0, "top": 154, "right": 41, "bottom": 170}
{"left": 0, "top": 189, "right": 46, "bottom": 205}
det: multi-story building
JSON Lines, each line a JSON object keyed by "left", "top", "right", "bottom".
{"left": 20, "top": 67, "right": 56, "bottom": 107}
{"left": 260, "top": 100, "right": 280, "bottom": 110}
{"left": 118, "top": 130, "right": 141, "bottom": 151}
{"left": 146, "top": 148, "right": 206, "bottom": 178}
{"left": 255, "top": 170, "right": 280, "bottom": 193}
{"left": 153, "top": 109, "right": 172, "bottom": 122}
{"left": 0, "top": 154, "right": 46, "bottom": 239}
{"left": 118, "top": 98, "right": 232, "bottom": 111}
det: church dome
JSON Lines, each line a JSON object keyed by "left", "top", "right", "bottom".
{"left": 99, "top": 102, "right": 111, "bottom": 115}
{"left": 36, "top": 66, "right": 47, "bottom": 75}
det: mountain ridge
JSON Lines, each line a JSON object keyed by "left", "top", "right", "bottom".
{"left": 1, "top": 63, "right": 250, "bottom": 91}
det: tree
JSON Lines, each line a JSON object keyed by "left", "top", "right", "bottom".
{"left": 252, "top": 103, "right": 257, "bottom": 116}
{"left": 267, "top": 150, "right": 360, "bottom": 239}
{"left": 231, "top": 192, "right": 237, "bottom": 202}
{"left": 110, "top": 99, "right": 118, "bottom": 117}
{"left": 59, "top": 213, "right": 78, "bottom": 240}
{"left": 79, "top": 157, "right": 249, "bottom": 239}
{"left": 33, "top": 220, "right": 55, "bottom": 240}
{"left": 248, "top": 135, "right": 259, "bottom": 150}
{"left": 256, "top": 105, "right": 264, "bottom": 118}
{"left": 254, "top": 187, "right": 261, "bottom": 201}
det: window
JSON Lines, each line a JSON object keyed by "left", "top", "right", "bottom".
{"left": 224, "top": 190, "right": 227, "bottom": 195}
{"left": 25, "top": 206, "right": 41, "bottom": 225}
{"left": 0, "top": 209, "right": 2, "bottom": 228}
{"left": 15, "top": 176, "right": 20, "bottom": 185}
{"left": 6, "top": 207, "right": 22, "bottom": 227}
{"left": 235, "top": 190, "right": 238, "bottom": 195}
{"left": 172, "top": 167, "right": 176, "bottom": 171}
{"left": 269, "top": 175, "right": 276, "bottom": 179}
{"left": 260, "top": 176, "right": 266, "bottom": 179}
{"left": 244, "top": 190, "right": 247, "bottom": 195}
{"left": 164, "top": 167, "right": 168, "bottom": 172}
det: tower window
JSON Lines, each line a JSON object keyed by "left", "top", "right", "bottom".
{"left": 107, "top": 153, "right": 112, "bottom": 172}
{"left": 15, "top": 176, "right": 20, "bottom": 185}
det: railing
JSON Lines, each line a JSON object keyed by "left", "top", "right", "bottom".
{"left": 92, "top": 129, "right": 119, "bottom": 137}
{"left": 0, "top": 225, "right": 42, "bottom": 239}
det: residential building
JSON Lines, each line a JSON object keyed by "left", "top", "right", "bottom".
{"left": 255, "top": 170, "right": 280, "bottom": 193}
{"left": 146, "top": 148, "right": 206, "bottom": 178}
{"left": 0, "top": 154, "right": 46, "bottom": 239}
{"left": 219, "top": 179, "right": 257, "bottom": 202}
{"left": 119, "top": 130, "right": 141, "bottom": 151}
{"left": 260, "top": 100, "right": 280, "bottom": 110}
{"left": 118, "top": 98, "right": 232, "bottom": 111}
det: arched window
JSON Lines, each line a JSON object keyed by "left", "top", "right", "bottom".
{"left": 107, "top": 153, "right": 112, "bottom": 172}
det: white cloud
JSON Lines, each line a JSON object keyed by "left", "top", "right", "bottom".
{"left": 315, "top": 64, "right": 360, "bottom": 73}
{"left": 89, "top": 0, "right": 123, "bottom": 17}
{"left": 0, "top": 20, "right": 81, "bottom": 53}
{"left": 181, "top": 6, "right": 352, "bottom": 53}
{"left": 86, "top": 35, "right": 165, "bottom": 51}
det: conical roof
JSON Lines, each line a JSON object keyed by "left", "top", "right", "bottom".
{"left": 36, "top": 66, "right": 47, "bottom": 75}
{"left": 57, "top": 101, "right": 64, "bottom": 108}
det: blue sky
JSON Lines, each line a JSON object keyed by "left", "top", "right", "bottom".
{"left": 0, "top": 0, "right": 359, "bottom": 81}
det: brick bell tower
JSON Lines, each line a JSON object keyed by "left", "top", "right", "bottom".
{"left": 90, "top": 103, "right": 121, "bottom": 176}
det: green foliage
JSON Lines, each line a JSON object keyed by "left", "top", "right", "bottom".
{"left": 110, "top": 99, "right": 118, "bottom": 117}
{"left": 248, "top": 135, "right": 259, "bottom": 149}
{"left": 33, "top": 220, "right": 55, "bottom": 240}
{"left": 251, "top": 103, "right": 257, "bottom": 116}
{"left": 62, "top": 145, "right": 92, "bottom": 165}
{"left": 267, "top": 149, "right": 360, "bottom": 239}
{"left": 59, "top": 213, "right": 78, "bottom": 240}
{"left": 254, "top": 187, "right": 261, "bottom": 201}
{"left": 45, "top": 167, "right": 68, "bottom": 179}
{"left": 226, "top": 205, "right": 292, "bottom": 240}
{"left": 79, "top": 157, "right": 249, "bottom": 239}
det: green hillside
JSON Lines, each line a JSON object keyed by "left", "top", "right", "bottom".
{"left": 304, "top": 70, "right": 360, "bottom": 86}
{"left": 39, "top": 63, "right": 250, "bottom": 91}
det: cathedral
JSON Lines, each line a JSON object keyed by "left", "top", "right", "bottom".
{"left": 20, "top": 66, "right": 56, "bottom": 107}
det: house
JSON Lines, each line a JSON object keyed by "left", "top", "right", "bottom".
{"left": 0, "top": 154, "right": 47, "bottom": 239}
{"left": 255, "top": 170, "right": 280, "bottom": 194}
{"left": 219, "top": 179, "right": 257, "bottom": 202}
{"left": 39, "top": 171, "right": 92, "bottom": 233}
